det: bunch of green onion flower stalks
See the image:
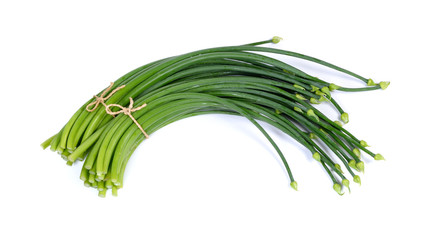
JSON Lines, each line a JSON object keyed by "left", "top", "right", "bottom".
{"left": 41, "top": 36, "right": 388, "bottom": 197}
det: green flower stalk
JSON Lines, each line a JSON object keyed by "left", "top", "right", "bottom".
{"left": 41, "top": 36, "right": 388, "bottom": 196}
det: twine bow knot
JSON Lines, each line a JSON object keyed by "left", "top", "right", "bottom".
{"left": 105, "top": 97, "right": 149, "bottom": 139}
{"left": 86, "top": 82, "right": 126, "bottom": 112}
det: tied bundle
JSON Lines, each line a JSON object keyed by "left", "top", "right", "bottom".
{"left": 41, "top": 37, "right": 388, "bottom": 197}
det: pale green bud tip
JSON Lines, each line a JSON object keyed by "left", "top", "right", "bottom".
{"left": 333, "top": 183, "right": 344, "bottom": 196}
{"left": 341, "top": 112, "right": 349, "bottom": 124}
{"left": 321, "top": 86, "right": 331, "bottom": 96}
{"left": 334, "top": 120, "right": 343, "bottom": 127}
{"left": 334, "top": 164, "right": 343, "bottom": 173}
{"left": 293, "top": 106, "right": 303, "bottom": 113}
{"left": 379, "top": 81, "right": 390, "bottom": 90}
{"left": 342, "top": 179, "right": 350, "bottom": 192}
{"left": 374, "top": 153, "right": 385, "bottom": 161}
{"left": 329, "top": 83, "right": 340, "bottom": 91}
{"left": 307, "top": 109, "right": 314, "bottom": 115}
{"left": 307, "top": 109, "right": 320, "bottom": 122}
{"left": 293, "top": 84, "right": 305, "bottom": 90}
{"left": 296, "top": 93, "right": 307, "bottom": 100}
{"left": 360, "top": 140, "right": 369, "bottom": 147}
{"left": 319, "top": 96, "right": 329, "bottom": 102}
{"left": 275, "top": 109, "right": 281, "bottom": 115}
{"left": 309, "top": 132, "right": 317, "bottom": 139}
{"left": 315, "top": 90, "right": 326, "bottom": 97}
{"left": 353, "top": 175, "right": 361, "bottom": 185}
{"left": 290, "top": 181, "right": 298, "bottom": 191}
{"left": 272, "top": 36, "right": 283, "bottom": 43}
{"left": 348, "top": 160, "right": 357, "bottom": 169}
{"left": 310, "top": 98, "right": 320, "bottom": 104}
{"left": 310, "top": 85, "right": 320, "bottom": 92}
{"left": 367, "top": 78, "right": 376, "bottom": 86}
{"left": 353, "top": 148, "right": 361, "bottom": 158}
{"left": 313, "top": 152, "right": 321, "bottom": 162}
{"left": 356, "top": 161, "right": 365, "bottom": 173}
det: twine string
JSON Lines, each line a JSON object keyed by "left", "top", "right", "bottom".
{"left": 105, "top": 97, "right": 149, "bottom": 139}
{"left": 86, "top": 82, "right": 126, "bottom": 112}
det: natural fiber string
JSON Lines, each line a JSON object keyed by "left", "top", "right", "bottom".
{"left": 86, "top": 82, "right": 126, "bottom": 112}
{"left": 105, "top": 97, "right": 149, "bottom": 138}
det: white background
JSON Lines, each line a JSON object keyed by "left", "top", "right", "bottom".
{"left": 1, "top": 0, "right": 424, "bottom": 239}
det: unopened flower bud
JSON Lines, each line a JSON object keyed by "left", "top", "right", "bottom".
{"left": 307, "top": 109, "right": 320, "bottom": 122}
{"left": 342, "top": 179, "right": 351, "bottom": 193}
{"left": 353, "top": 148, "right": 361, "bottom": 158}
{"left": 290, "top": 181, "right": 298, "bottom": 191}
{"left": 329, "top": 83, "right": 340, "bottom": 91}
{"left": 310, "top": 85, "right": 320, "bottom": 92}
{"left": 272, "top": 36, "right": 282, "bottom": 44}
{"left": 295, "top": 93, "right": 306, "bottom": 100}
{"left": 334, "top": 164, "right": 343, "bottom": 173}
{"left": 356, "top": 161, "right": 365, "bottom": 173}
{"left": 321, "top": 86, "right": 331, "bottom": 97}
{"left": 341, "top": 112, "right": 349, "bottom": 124}
{"left": 334, "top": 120, "right": 343, "bottom": 127}
{"left": 348, "top": 160, "right": 357, "bottom": 170}
{"left": 293, "top": 106, "right": 303, "bottom": 113}
{"left": 313, "top": 152, "right": 321, "bottom": 162}
{"left": 360, "top": 140, "right": 369, "bottom": 147}
{"left": 310, "top": 98, "right": 320, "bottom": 104}
{"left": 367, "top": 78, "right": 376, "bottom": 86}
{"left": 293, "top": 84, "right": 305, "bottom": 90}
{"left": 333, "top": 183, "right": 344, "bottom": 196}
{"left": 374, "top": 153, "right": 385, "bottom": 160}
{"left": 353, "top": 175, "right": 361, "bottom": 185}
{"left": 379, "top": 81, "right": 390, "bottom": 90}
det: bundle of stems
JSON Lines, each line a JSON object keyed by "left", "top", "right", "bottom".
{"left": 41, "top": 37, "right": 388, "bottom": 197}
